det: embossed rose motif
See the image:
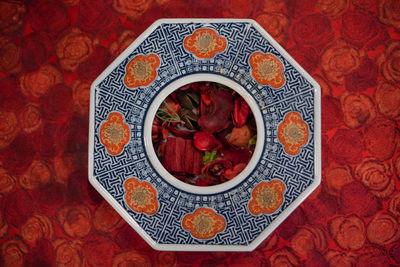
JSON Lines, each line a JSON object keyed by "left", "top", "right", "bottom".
{"left": 278, "top": 111, "right": 309, "bottom": 156}
{"left": 56, "top": 205, "right": 92, "bottom": 238}
{"left": 56, "top": 28, "right": 93, "bottom": 72}
{"left": 364, "top": 116, "right": 398, "bottom": 161}
{"left": 0, "top": 110, "right": 18, "bottom": 150}
{"left": 0, "top": 1, "right": 26, "bottom": 36}
{"left": 20, "top": 215, "right": 54, "bottom": 244}
{"left": 325, "top": 250, "right": 357, "bottom": 267}
{"left": 17, "top": 104, "right": 42, "bottom": 134}
{"left": 83, "top": 235, "right": 114, "bottom": 267}
{"left": 269, "top": 247, "right": 299, "bottom": 267}
{"left": 355, "top": 158, "right": 394, "bottom": 199}
{"left": 324, "top": 164, "right": 353, "bottom": 197}
{"left": 112, "top": 0, "right": 152, "bottom": 20}
{"left": 340, "top": 92, "right": 376, "bottom": 129}
{"left": 54, "top": 239, "right": 83, "bottom": 267}
{"left": 0, "top": 36, "right": 21, "bottom": 74}
{"left": 124, "top": 54, "right": 160, "bottom": 88}
{"left": 375, "top": 82, "right": 400, "bottom": 120}
{"left": 256, "top": 13, "right": 290, "bottom": 45}
{"left": 182, "top": 208, "right": 226, "bottom": 239}
{"left": 0, "top": 168, "right": 15, "bottom": 194}
{"left": 357, "top": 246, "right": 391, "bottom": 267}
{"left": 19, "top": 64, "right": 63, "bottom": 99}
{"left": 321, "top": 39, "right": 363, "bottom": 84}
{"left": 93, "top": 201, "right": 125, "bottom": 233}
{"left": 389, "top": 191, "right": 400, "bottom": 217}
{"left": 249, "top": 52, "right": 285, "bottom": 88}
{"left": 328, "top": 215, "right": 366, "bottom": 250}
{"left": 100, "top": 112, "right": 130, "bottom": 156}
{"left": 112, "top": 251, "right": 152, "bottom": 267}
{"left": 379, "top": 0, "right": 400, "bottom": 30}
{"left": 376, "top": 41, "right": 400, "bottom": 83}
{"left": 367, "top": 212, "right": 400, "bottom": 246}
{"left": 71, "top": 80, "right": 90, "bottom": 115}
{"left": 1, "top": 238, "right": 29, "bottom": 267}
{"left": 342, "top": 9, "right": 384, "bottom": 49}
{"left": 184, "top": 28, "right": 227, "bottom": 59}
{"left": 317, "top": 0, "right": 349, "bottom": 19}
{"left": 19, "top": 160, "right": 52, "bottom": 190}
{"left": 155, "top": 251, "right": 177, "bottom": 267}
{"left": 292, "top": 13, "right": 334, "bottom": 50}
{"left": 109, "top": 30, "right": 136, "bottom": 58}
{"left": 124, "top": 178, "right": 158, "bottom": 215}
{"left": 249, "top": 180, "right": 285, "bottom": 215}
{"left": 290, "top": 226, "right": 327, "bottom": 256}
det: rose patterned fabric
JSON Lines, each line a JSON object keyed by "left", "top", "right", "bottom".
{"left": 0, "top": 0, "right": 400, "bottom": 266}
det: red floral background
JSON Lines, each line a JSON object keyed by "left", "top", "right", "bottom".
{"left": 1, "top": 0, "right": 400, "bottom": 266}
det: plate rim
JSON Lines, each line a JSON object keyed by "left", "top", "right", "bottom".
{"left": 88, "top": 18, "right": 321, "bottom": 251}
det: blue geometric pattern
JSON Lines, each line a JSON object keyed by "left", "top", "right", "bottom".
{"left": 90, "top": 20, "right": 318, "bottom": 248}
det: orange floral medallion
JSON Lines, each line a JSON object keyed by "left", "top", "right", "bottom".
{"left": 184, "top": 28, "right": 227, "bottom": 59}
{"left": 249, "top": 180, "right": 285, "bottom": 215}
{"left": 182, "top": 208, "right": 226, "bottom": 239}
{"left": 124, "top": 178, "right": 158, "bottom": 215}
{"left": 99, "top": 112, "right": 130, "bottom": 156}
{"left": 278, "top": 111, "right": 309, "bottom": 156}
{"left": 124, "top": 54, "right": 160, "bottom": 88}
{"left": 249, "top": 52, "right": 285, "bottom": 88}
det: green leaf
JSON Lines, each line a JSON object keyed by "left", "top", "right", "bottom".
{"left": 203, "top": 150, "right": 218, "bottom": 165}
{"left": 248, "top": 135, "right": 257, "bottom": 148}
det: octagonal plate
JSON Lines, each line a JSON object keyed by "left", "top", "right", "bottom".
{"left": 89, "top": 19, "right": 321, "bottom": 251}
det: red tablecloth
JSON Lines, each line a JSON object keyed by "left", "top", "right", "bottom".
{"left": 1, "top": 0, "right": 400, "bottom": 266}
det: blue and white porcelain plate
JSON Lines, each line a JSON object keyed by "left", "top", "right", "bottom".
{"left": 89, "top": 19, "right": 321, "bottom": 251}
